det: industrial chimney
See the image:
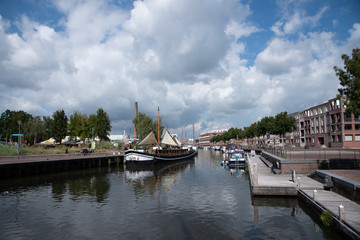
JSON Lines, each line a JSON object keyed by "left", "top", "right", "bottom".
{"left": 134, "top": 102, "right": 138, "bottom": 138}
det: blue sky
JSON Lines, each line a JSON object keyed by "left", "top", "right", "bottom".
{"left": 0, "top": 0, "right": 359, "bottom": 138}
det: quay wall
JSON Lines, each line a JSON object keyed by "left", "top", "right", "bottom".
{"left": 0, "top": 153, "right": 124, "bottom": 179}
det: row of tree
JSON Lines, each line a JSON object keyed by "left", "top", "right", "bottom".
{"left": 0, "top": 108, "right": 111, "bottom": 145}
{"left": 210, "top": 112, "right": 297, "bottom": 145}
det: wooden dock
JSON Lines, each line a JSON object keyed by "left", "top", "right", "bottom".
{"left": 247, "top": 154, "right": 360, "bottom": 239}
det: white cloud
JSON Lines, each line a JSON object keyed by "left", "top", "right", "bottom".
{"left": 0, "top": 0, "right": 359, "bottom": 137}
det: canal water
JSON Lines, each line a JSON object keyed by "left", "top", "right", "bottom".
{"left": 0, "top": 150, "right": 346, "bottom": 239}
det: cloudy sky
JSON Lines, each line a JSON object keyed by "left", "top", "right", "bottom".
{"left": 0, "top": 0, "right": 359, "bottom": 138}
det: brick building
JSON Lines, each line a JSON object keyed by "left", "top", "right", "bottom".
{"left": 199, "top": 129, "right": 227, "bottom": 146}
{"left": 287, "top": 97, "right": 360, "bottom": 149}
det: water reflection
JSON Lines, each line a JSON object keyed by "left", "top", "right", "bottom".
{"left": 124, "top": 160, "right": 195, "bottom": 207}
{"left": 0, "top": 150, "right": 349, "bottom": 240}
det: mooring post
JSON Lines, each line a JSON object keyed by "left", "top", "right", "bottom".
{"left": 338, "top": 205, "right": 345, "bottom": 221}
{"left": 291, "top": 169, "right": 296, "bottom": 183}
{"left": 313, "top": 190, "right": 318, "bottom": 201}
{"left": 253, "top": 163, "right": 258, "bottom": 186}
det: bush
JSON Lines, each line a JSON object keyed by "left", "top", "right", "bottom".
{"left": 320, "top": 210, "right": 333, "bottom": 227}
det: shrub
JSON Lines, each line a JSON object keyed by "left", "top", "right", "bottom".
{"left": 320, "top": 210, "right": 333, "bottom": 227}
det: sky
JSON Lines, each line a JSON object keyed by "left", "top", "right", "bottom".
{"left": 0, "top": 0, "right": 359, "bottom": 139}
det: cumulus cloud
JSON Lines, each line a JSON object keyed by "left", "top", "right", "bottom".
{"left": 0, "top": 0, "right": 359, "bottom": 137}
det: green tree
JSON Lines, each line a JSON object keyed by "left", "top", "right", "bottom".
{"left": 68, "top": 111, "right": 84, "bottom": 140}
{"left": 95, "top": 108, "right": 111, "bottom": 141}
{"left": 273, "top": 112, "right": 296, "bottom": 146}
{"left": 87, "top": 114, "right": 97, "bottom": 141}
{"left": 24, "top": 116, "right": 46, "bottom": 144}
{"left": 0, "top": 109, "right": 32, "bottom": 142}
{"left": 257, "top": 116, "right": 276, "bottom": 147}
{"left": 133, "top": 112, "right": 163, "bottom": 140}
{"left": 51, "top": 109, "right": 68, "bottom": 144}
{"left": 42, "top": 116, "right": 53, "bottom": 139}
{"left": 334, "top": 48, "right": 360, "bottom": 114}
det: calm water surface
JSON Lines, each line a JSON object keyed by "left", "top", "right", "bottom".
{"left": 0, "top": 150, "right": 346, "bottom": 239}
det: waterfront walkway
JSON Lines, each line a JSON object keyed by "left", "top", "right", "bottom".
{"left": 247, "top": 154, "right": 360, "bottom": 238}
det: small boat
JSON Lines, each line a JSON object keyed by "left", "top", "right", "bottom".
{"left": 227, "top": 150, "right": 245, "bottom": 167}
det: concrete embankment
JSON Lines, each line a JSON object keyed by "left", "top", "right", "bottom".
{"left": 247, "top": 153, "right": 360, "bottom": 239}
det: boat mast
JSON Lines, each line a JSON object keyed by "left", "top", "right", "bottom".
{"left": 157, "top": 107, "right": 160, "bottom": 148}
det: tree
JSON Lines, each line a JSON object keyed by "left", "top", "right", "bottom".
{"left": 86, "top": 114, "right": 97, "bottom": 140}
{"left": 273, "top": 112, "right": 296, "bottom": 146}
{"left": 0, "top": 109, "right": 32, "bottom": 142}
{"left": 95, "top": 108, "right": 111, "bottom": 141}
{"left": 42, "top": 116, "right": 53, "bottom": 139}
{"left": 133, "top": 112, "right": 163, "bottom": 140}
{"left": 257, "top": 116, "right": 276, "bottom": 147}
{"left": 68, "top": 111, "right": 84, "bottom": 140}
{"left": 51, "top": 109, "right": 68, "bottom": 144}
{"left": 334, "top": 48, "right": 360, "bottom": 114}
{"left": 24, "top": 116, "right": 46, "bottom": 144}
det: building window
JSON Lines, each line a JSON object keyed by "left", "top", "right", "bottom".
{"left": 345, "top": 135, "right": 353, "bottom": 142}
{"left": 338, "top": 135, "right": 342, "bottom": 142}
{"left": 355, "top": 115, "right": 360, "bottom": 122}
{"left": 355, "top": 124, "right": 360, "bottom": 130}
{"left": 344, "top": 114, "right": 352, "bottom": 122}
{"left": 355, "top": 135, "right": 360, "bottom": 141}
{"left": 332, "top": 135, "right": 336, "bottom": 142}
{"left": 345, "top": 124, "right": 353, "bottom": 130}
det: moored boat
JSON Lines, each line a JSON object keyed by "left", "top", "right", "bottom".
{"left": 124, "top": 109, "right": 197, "bottom": 165}
{"left": 227, "top": 150, "right": 245, "bottom": 167}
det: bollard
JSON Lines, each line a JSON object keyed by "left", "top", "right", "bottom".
{"left": 253, "top": 163, "right": 258, "bottom": 186}
{"left": 313, "top": 190, "right": 318, "bottom": 200}
{"left": 338, "top": 205, "right": 345, "bottom": 221}
{"left": 292, "top": 169, "right": 296, "bottom": 183}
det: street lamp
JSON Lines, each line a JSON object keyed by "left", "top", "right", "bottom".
{"left": 17, "top": 120, "right": 21, "bottom": 159}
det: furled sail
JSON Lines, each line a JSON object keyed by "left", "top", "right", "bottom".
{"left": 173, "top": 136, "right": 182, "bottom": 146}
{"left": 161, "top": 129, "right": 179, "bottom": 146}
{"left": 137, "top": 131, "right": 158, "bottom": 146}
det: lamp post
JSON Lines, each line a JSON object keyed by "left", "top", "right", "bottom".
{"left": 17, "top": 120, "right": 21, "bottom": 159}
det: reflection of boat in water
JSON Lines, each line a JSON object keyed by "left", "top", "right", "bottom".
{"left": 221, "top": 150, "right": 245, "bottom": 167}
{"left": 124, "top": 160, "right": 194, "bottom": 190}
{"left": 222, "top": 165, "right": 245, "bottom": 177}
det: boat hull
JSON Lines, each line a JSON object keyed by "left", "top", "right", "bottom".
{"left": 124, "top": 150, "right": 197, "bottom": 164}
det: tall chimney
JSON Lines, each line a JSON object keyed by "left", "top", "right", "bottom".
{"left": 134, "top": 102, "right": 138, "bottom": 138}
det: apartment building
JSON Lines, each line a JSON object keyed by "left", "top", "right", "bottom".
{"left": 287, "top": 97, "right": 360, "bottom": 149}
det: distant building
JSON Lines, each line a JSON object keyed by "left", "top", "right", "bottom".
{"left": 199, "top": 129, "right": 227, "bottom": 146}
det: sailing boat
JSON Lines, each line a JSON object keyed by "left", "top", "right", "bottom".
{"left": 124, "top": 108, "right": 197, "bottom": 164}
{"left": 124, "top": 128, "right": 197, "bottom": 164}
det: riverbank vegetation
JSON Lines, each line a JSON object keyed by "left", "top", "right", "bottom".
{"left": 0, "top": 141, "right": 123, "bottom": 156}
{"left": 0, "top": 108, "right": 111, "bottom": 146}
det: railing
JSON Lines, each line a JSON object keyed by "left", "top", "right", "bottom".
{"left": 263, "top": 148, "right": 360, "bottom": 161}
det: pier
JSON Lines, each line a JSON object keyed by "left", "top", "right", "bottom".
{"left": 247, "top": 152, "right": 360, "bottom": 239}
{"left": 0, "top": 152, "right": 124, "bottom": 178}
